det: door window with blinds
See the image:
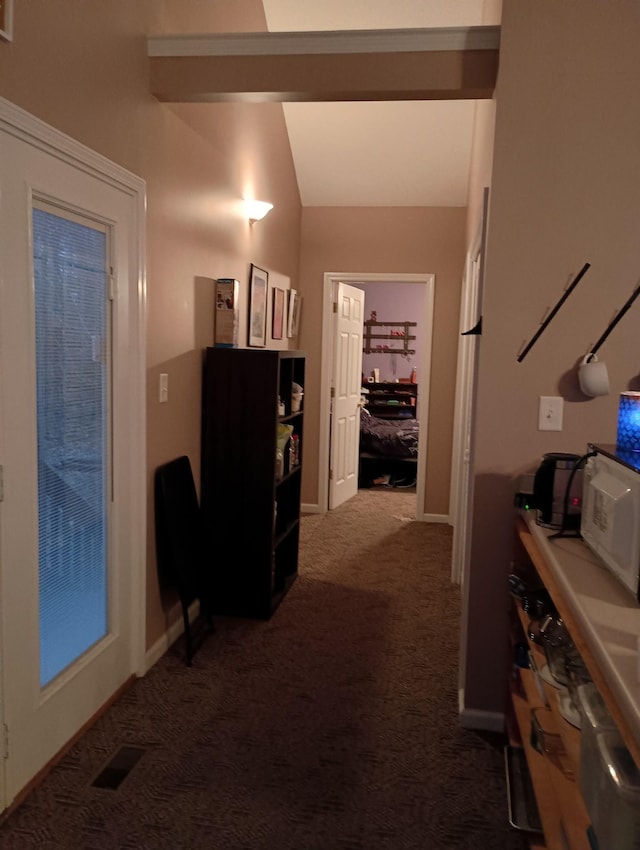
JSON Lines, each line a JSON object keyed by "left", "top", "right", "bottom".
{"left": 32, "top": 202, "right": 111, "bottom": 687}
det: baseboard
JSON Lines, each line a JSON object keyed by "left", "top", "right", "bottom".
{"left": 144, "top": 599, "right": 200, "bottom": 672}
{"left": 302, "top": 504, "right": 448, "bottom": 522}
{"left": 459, "top": 705, "right": 505, "bottom": 733}
{"left": 420, "top": 512, "right": 450, "bottom": 524}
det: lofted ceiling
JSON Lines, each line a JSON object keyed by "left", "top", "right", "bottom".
{"left": 261, "top": 0, "right": 496, "bottom": 208}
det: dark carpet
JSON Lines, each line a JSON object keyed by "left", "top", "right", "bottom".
{"left": 0, "top": 490, "right": 528, "bottom": 849}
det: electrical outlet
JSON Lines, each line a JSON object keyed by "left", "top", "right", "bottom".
{"left": 159, "top": 373, "right": 169, "bottom": 403}
{"left": 538, "top": 395, "right": 563, "bottom": 431}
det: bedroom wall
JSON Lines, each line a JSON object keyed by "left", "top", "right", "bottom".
{"left": 461, "top": 0, "right": 640, "bottom": 716}
{"left": 0, "top": 0, "right": 303, "bottom": 652}
{"left": 297, "top": 206, "right": 466, "bottom": 519}
{"left": 356, "top": 282, "right": 427, "bottom": 389}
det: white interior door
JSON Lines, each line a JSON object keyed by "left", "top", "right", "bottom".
{"left": 328, "top": 282, "right": 365, "bottom": 510}
{"left": 0, "top": 101, "right": 145, "bottom": 809}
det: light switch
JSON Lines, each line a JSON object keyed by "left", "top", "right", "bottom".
{"left": 159, "top": 372, "right": 169, "bottom": 403}
{"left": 538, "top": 395, "right": 563, "bottom": 431}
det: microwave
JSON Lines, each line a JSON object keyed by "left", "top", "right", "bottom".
{"left": 581, "top": 444, "right": 640, "bottom": 601}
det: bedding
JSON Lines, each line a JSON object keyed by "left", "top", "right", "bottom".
{"left": 359, "top": 410, "right": 419, "bottom": 459}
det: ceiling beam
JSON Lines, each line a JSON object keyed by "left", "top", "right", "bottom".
{"left": 148, "top": 26, "right": 500, "bottom": 104}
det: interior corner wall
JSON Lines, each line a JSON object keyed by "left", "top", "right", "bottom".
{"left": 462, "top": 0, "right": 640, "bottom": 715}
{"left": 0, "top": 0, "right": 302, "bottom": 652}
{"left": 297, "top": 206, "right": 466, "bottom": 518}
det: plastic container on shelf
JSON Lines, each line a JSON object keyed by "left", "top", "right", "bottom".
{"left": 291, "top": 382, "right": 303, "bottom": 412}
{"left": 577, "top": 682, "right": 617, "bottom": 777}
{"left": 583, "top": 730, "right": 640, "bottom": 850}
{"left": 530, "top": 706, "right": 574, "bottom": 778}
{"left": 275, "top": 448, "right": 284, "bottom": 480}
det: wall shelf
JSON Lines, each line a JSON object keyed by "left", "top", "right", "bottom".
{"left": 363, "top": 320, "right": 416, "bottom": 355}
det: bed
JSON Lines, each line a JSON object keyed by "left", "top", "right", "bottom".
{"left": 359, "top": 409, "right": 419, "bottom": 487}
{"left": 359, "top": 409, "right": 419, "bottom": 458}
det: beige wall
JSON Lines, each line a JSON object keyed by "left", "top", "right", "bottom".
{"left": 465, "top": 98, "right": 496, "bottom": 248}
{"left": 463, "top": 0, "right": 500, "bottom": 249}
{"left": 462, "top": 0, "right": 640, "bottom": 713}
{"left": 0, "top": 0, "right": 302, "bottom": 650}
{"left": 298, "top": 206, "right": 466, "bottom": 517}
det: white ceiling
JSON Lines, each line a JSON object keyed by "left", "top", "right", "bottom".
{"left": 261, "top": 0, "right": 491, "bottom": 208}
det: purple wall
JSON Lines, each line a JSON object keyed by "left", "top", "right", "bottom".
{"left": 354, "top": 281, "right": 427, "bottom": 384}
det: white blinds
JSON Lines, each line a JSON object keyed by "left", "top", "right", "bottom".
{"left": 33, "top": 205, "right": 109, "bottom": 687}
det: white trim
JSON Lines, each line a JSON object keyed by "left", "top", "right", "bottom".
{"left": 459, "top": 709, "right": 505, "bottom": 733}
{"left": 0, "top": 0, "right": 13, "bottom": 42}
{"left": 422, "top": 513, "right": 450, "bottom": 524}
{"left": 0, "top": 97, "right": 147, "bottom": 676}
{"left": 450, "top": 187, "right": 489, "bottom": 587}
{"left": 320, "top": 272, "right": 435, "bottom": 521}
{"left": 0, "top": 99, "right": 145, "bottom": 198}
{"left": 144, "top": 600, "right": 200, "bottom": 672}
{"left": 318, "top": 278, "right": 335, "bottom": 514}
{"left": 148, "top": 26, "right": 500, "bottom": 58}
{"left": 301, "top": 502, "right": 323, "bottom": 514}
{"left": 458, "top": 691, "right": 505, "bottom": 733}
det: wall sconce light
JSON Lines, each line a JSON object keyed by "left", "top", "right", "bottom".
{"left": 616, "top": 391, "right": 640, "bottom": 452}
{"left": 245, "top": 200, "right": 273, "bottom": 224}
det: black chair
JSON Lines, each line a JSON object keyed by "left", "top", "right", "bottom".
{"left": 154, "top": 455, "right": 214, "bottom": 665}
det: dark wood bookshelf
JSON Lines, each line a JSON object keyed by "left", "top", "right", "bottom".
{"left": 363, "top": 381, "right": 417, "bottom": 419}
{"left": 201, "top": 347, "right": 305, "bottom": 618}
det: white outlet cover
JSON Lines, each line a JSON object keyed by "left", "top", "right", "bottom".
{"left": 538, "top": 395, "right": 563, "bottom": 431}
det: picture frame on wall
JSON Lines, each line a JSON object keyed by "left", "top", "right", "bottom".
{"left": 0, "top": 0, "right": 14, "bottom": 41}
{"left": 272, "top": 287, "right": 285, "bottom": 341}
{"left": 288, "top": 289, "right": 302, "bottom": 338}
{"left": 248, "top": 264, "right": 268, "bottom": 347}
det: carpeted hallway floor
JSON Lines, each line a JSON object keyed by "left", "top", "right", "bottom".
{"left": 0, "top": 489, "right": 528, "bottom": 849}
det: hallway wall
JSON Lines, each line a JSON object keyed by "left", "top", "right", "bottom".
{"left": 0, "top": 0, "right": 303, "bottom": 650}
{"left": 462, "top": 0, "right": 640, "bottom": 715}
{"left": 298, "top": 206, "right": 466, "bottom": 518}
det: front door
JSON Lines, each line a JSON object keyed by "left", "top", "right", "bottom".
{"left": 328, "top": 282, "right": 365, "bottom": 510}
{"left": 0, "top": 102, "right": 145, "bottom": 808}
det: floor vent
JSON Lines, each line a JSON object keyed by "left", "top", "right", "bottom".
{"left": 91, "top": 745, "right": 146, "bottom": 790}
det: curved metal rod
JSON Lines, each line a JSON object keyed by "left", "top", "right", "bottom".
{"left": 590, "top": 278, "right": 640, "bottom": 358}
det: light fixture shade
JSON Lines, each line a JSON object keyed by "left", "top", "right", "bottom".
{"left": 245, "top": 200, "right": 273, "bottom": 223}
{"left": 616, "top": 391, "right": 640, "bottom": 452}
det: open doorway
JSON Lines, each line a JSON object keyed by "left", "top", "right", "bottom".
{"left": 318, "top": 272, "right": 435, "bottom": 521}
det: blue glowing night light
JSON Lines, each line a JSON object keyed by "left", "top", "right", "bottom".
{"left": 616, "top": 392, "right": 640, "bottom": 452}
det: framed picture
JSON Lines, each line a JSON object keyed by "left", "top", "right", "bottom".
{"left": 248, "top": 264, "right": 268, "bottom": 347}
{"left": 288, "top": 289, "right": 302, "bottom": 338}
{"left": 272, "top": 287, "right": 285, "bottom": 341}
{"left": 0, "top": 0, "right": 13, "bottom": 41}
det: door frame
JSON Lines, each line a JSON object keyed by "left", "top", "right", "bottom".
{"left": 0, "top": 97, "right": 147, "bottom": 808}
{"left": 319, "top": 272, "right": 435, "bottom": 521}
{"left": 449, "top": 188, "right": 489, "bottom": 585}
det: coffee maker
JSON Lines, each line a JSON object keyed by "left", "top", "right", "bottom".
{"left": 531, "top": 452, "right": 583, "bottom": 531}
